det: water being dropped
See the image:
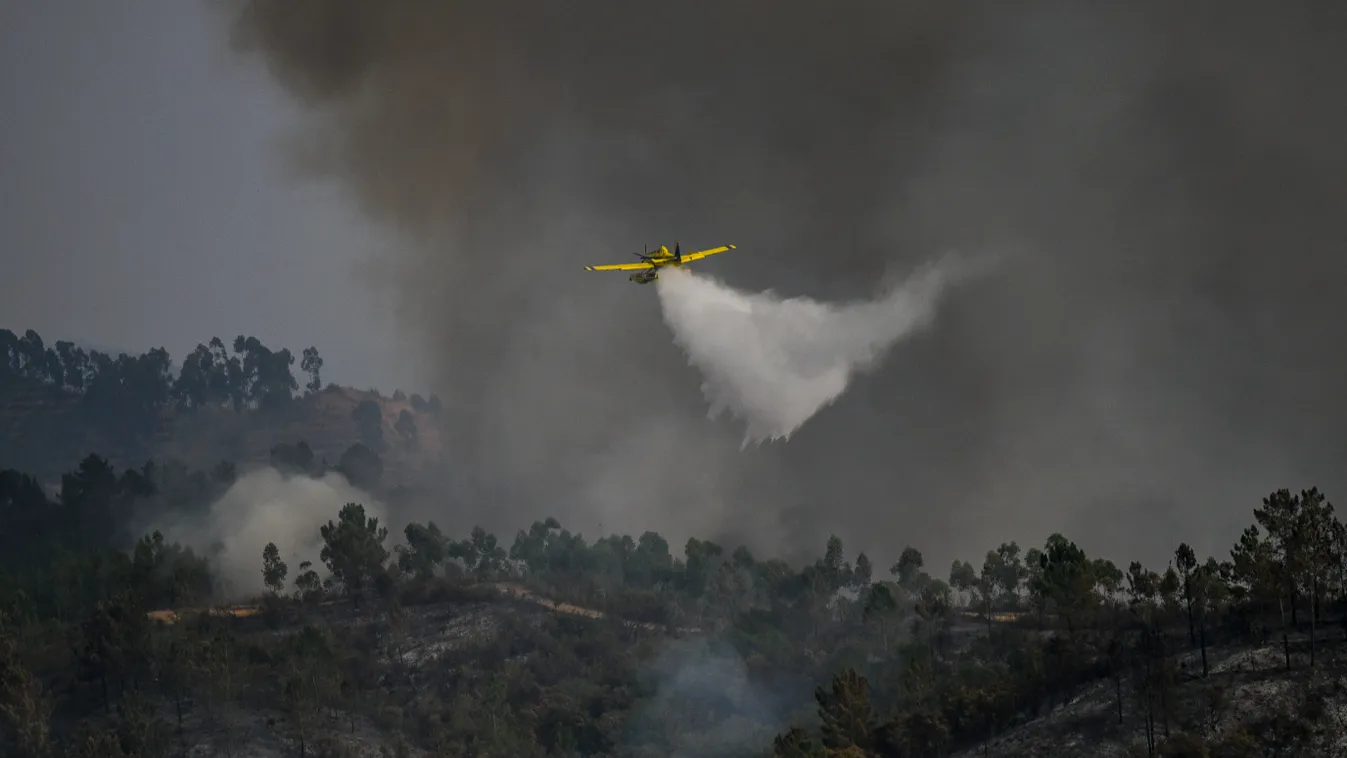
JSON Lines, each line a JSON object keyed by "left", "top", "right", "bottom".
{"left": 655, "top": 256, "right": 970, "bottom": 445}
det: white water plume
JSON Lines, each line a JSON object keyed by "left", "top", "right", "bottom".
{"left": 656, "top": 255, "right": 976, "bottom": 445}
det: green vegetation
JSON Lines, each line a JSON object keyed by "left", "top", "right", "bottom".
{"left": 0, "top": 328, "right": 437, "bottom": 418}
{"left": 0, "top": 328, "right": 444, "bottom": 477}
{"left": 4, "top": 443, "right": 1347, "bottom": 756}
{"left": 6, "top": 328, "right": 1347, "bottom": 756}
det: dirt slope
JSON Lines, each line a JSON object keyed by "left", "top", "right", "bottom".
{"left": 954, "top": 635, "right": 1347, "bottom": 757}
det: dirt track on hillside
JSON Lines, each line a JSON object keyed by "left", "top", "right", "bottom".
{"left": 146, "top": 582, "right": 703, "bottom": 634}
{"left": 490, "top": 582, "right": 701, "bottom": 634}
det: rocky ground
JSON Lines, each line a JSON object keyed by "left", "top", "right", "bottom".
{"left": 114, "top": 583, "right": 658, "bottom": 757}
{"left": 955, "top": 633, "right": 1347, "bottom": 757}
{"left": 119, "top": 592, "right": 1347, "bottom": 757}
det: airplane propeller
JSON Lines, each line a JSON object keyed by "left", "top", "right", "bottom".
{"left": 629, "top": 242, "right": 686, "bottom": 267}
{"left": 633, "top": 243, "right": 660, "bottom": 265}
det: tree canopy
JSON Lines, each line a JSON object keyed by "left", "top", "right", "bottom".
{"left": 3, "top": 383, "right": 1347, "bottom": 755}
{"left": 0, "top": 327, "right": 447, "bottom": 428}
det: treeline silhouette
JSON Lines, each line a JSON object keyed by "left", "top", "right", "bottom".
{"left": 2, "top": 449, "right": 1345, "bottom": 756}
{"left": 0, "top": 327, "right": 444, "bottom": 431}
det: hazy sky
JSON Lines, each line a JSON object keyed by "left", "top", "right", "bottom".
{"left": 0, "top": 1, "right": 424, "bottom": 392}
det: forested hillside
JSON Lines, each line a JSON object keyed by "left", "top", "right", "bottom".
{"left": 0, "top": 328, "right": 447, "bottom": 482}
{"left": 3, "top": 443, "right": 1347, "bottom": 756}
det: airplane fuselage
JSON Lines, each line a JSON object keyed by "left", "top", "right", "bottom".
{"left": 627, "top": 245, "right": 686, "bottom": 283}
{"left": 585, "top": 241, "right": 732, "bottom": 284}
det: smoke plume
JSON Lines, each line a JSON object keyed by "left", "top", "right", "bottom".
{"left": 656, "top": 258, "right": 967, "bottom": 445}
{"left": 621, "top": 638, "right": 785, "bottom": 757}
{"left": 225, "top": 1, "right": 1347, "bottom": 572}
{"left": 151, "top": 467, "right": 390, "bottom": 599}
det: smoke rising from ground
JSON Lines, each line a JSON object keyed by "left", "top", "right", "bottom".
{"left": 151, "top": 467, "right": 389, "bottom": 598}
{"left": 656, "top": 259, "right": 967, "bottom": 445}
{"left": 225, "top": 1, "right": 1347, "bottom": 571}
{"left": 621, "top": 638, "right": 784, "bottom": 757}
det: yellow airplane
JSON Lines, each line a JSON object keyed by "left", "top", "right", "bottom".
{"left": 584, "top": 242, "right": 736, "bottom": 284}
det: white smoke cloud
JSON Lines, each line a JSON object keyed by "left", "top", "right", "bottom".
{"left": 620, "top": 638, "right": 785, "bottom": 758}
{"left": 152, "top": 467, "right": 391, "bottom": 599}
{"left": 655, "top": 255, "right": 976, "bottom": 445}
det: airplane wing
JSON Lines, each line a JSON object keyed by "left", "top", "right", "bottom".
{"left": 584, "top": 262, "right": 656, "bottom": 271}
{"left": 679, "top": 244, "right": 736, "bottom": 262}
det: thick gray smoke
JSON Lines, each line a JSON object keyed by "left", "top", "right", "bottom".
{"left": 656, "top": 258, "right": 966, "bottom": 445}
{"left": 224, "top": 1, "right": 1347, "bottom": 572}
{"left": 151, "top": 467, "right": 390, "bottom": 599}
